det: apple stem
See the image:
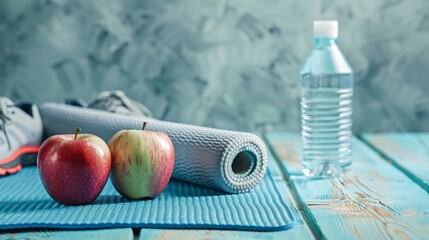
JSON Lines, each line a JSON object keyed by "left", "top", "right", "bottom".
{"left": 74, "top": 127, "right": 81, "bottom": 140}
{"left": 142, "top": 122, "right": 148, "bottom": 131}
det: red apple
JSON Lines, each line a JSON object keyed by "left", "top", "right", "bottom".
{"left": 37, "top": 128, "right": 111, "bottom": 205}
{"left": 108, "top": 122, "right": 175, "bottom": 199}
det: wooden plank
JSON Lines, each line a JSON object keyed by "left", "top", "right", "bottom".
{"left": 417, "top": 133, "right": 429, "bottom": 148}
{"left": 264, "top": 132, "right": 304, "bottom": 176}
{"left": 265, "top": 132, "right": 429, "bottom": 240}
{"left": 360, "top": 133, "right": 429, "bottom": 192}
{"left": 267, "top": 148, "right": 284, "bottom": 180}
{"left": 0, "top": 228, "right": 133, "bottom": 240}
{"left": 138, "top": 147, "right": 314, "bottom": 240}
{"left": 263, "top": 133, "right": 285, "bottom": 181}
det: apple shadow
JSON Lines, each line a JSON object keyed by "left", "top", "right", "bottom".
{"left": 93, "top": 180, "right": 231, "bottom": 201}
{"left": 163, "top": 180, "right": 231, "bottom": 197}
{"left": 93, "top": 195, "right": 130, "bottom": 204}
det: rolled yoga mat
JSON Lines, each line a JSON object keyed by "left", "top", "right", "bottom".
{"left": 39, "top": 103, "right": 268, "bottom": 193}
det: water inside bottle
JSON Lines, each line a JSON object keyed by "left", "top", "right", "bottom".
{"left": 300, "top": 73, "right": 353, "bottom": 178}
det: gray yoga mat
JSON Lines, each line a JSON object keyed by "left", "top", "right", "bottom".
{"left": 39, "top": 103, "right": 268, "bottom": 193}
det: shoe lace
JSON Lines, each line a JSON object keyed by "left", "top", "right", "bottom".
{"left": 88, "top": 91, "right": 153, "bottom": 117}
{"left": 0, "top": 98, "right": 12, "bottom": 150}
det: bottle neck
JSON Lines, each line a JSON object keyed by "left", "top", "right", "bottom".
{"left": 314, "top": 38, "right": 337, "bottom": 47}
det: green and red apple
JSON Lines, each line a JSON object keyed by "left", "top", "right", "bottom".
{"left": 108, "top": 122, "right": 175, "bottom": 199}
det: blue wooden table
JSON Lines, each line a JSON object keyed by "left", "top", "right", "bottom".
{"left": 1, "top": 132, "right": 428, "bottom": 239}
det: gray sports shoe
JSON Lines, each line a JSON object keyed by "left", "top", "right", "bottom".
{"left": 0, "top": 97, "right": 43, "bottom": 175}
{"left": 87, "top": 90, "right": 153, "bottom": 117}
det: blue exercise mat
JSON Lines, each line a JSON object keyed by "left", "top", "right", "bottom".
{"left": 0, "top": 167, "right": 294, "bottom": 231}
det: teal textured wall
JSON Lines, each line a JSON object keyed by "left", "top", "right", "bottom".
{"left": 1, "top": 0, "right": 429, "bottom": 132}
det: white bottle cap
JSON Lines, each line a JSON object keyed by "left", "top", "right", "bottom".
{"left": 313, "top": 20, "right": 338, "bottom": 38}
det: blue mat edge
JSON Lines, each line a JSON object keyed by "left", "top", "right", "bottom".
{"left": 0, "top": 221, "right": 295, "bottom": 232}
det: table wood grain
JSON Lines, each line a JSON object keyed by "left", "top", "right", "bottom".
{"left": 265, "top": 132, "right": 429, "bottom": 239}
{"left": 361, "top": 133, "right": 429, "bottom": 192}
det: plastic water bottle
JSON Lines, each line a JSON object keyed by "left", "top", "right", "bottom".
{"left": 300, "top": 20, "right": 353, "bottom": 178}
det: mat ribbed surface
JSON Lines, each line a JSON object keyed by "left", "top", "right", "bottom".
{"left": 39, "top": 103, "right": 268, "bottom": 193}
{"left": 0, "top": 167, "right": 294, "bottom": 231}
